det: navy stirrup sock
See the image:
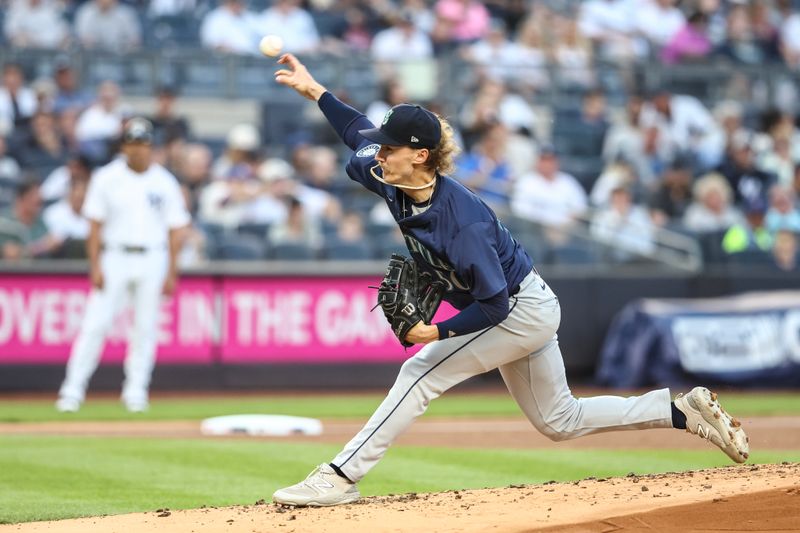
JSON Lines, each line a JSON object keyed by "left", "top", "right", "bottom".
{"left": 671, "top": 401, "right": 687, "bottom": 429}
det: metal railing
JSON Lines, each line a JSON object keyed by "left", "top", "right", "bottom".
{"left": 2, "top": 47, "right": 798, "bottom": 112}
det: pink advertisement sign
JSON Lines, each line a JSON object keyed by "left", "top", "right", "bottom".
{"left": 0, "top": 274, "right": 458, "bottom": 365}
{"left": 0, "top": 275, "right": 216, "bottom": 364}
{"left": 220, "top": 277, "right": 457, "bottom": 363}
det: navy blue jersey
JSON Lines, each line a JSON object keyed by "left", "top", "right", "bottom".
{"left": 318, "top": 92, "right": 534, "bottom": 337}
{"left": 346, "top": 151, "right": 532, "bottom": 310}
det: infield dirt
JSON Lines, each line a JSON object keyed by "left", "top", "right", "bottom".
{"left": 2, "top": 463, "right": 798, "bottom": 532}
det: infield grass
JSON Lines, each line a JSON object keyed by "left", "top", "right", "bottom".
{"left": 2, "top": 434, "right": 800, "bottom": 524}
{"left": 2, "top": 391, "right": 800, "bottom": 524}
{"left": 1, "top": 391, "right": 799, "bottom": 422}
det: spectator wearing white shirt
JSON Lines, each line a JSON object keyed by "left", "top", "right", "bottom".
{"left": 765, "top": 184, "right": 800, "bottom": 234}
{"left": 74, "top": 0, "right": 141, "bottom": 52}
{"left": 642, "top": 90, "right": 725, "bottom": 170}
{"left": 511, "top": 146, "right": 589, "bottom": 229}
{"left": 578, "top": 0, "right": 644, "bottom": 61}
{"left": 0, "top": 136, "right": 21, "bottom": 185}
{"left": 778, "top": 0, "right": 800, "bottom": 68}
{"left": 466, "top": 19, "right": 538, "bottom": 87}
{"left": 200, "top": 0, "right": 260, "bottom": 55}
{"left": 257, "top": 0, "right": 320, "bottom": 55}
{"left": 269, "top": 153, "right": 341, "bottom": 223}
{"left": 603, "top": 94, "right": 670, "bottom": 188}
{"left": 459, "top": 79, "right": 537, "bottom": 143}
{"left": 4, "top": 0, "right": 70, "bottom": 50}
{"left": 43, "top": 175, "right": 90, "bottom": 244}
{"left": 148, "top": 0, "right": 196, "bottom": 17}
{"left": 211, "top": 123, "right": 261, "bottom": 181}
{"left": 0, "top": 63, "right": 37, "bottom": 132}
{"left": 591, "top": 184, "right": 655, "bottom": 261}
{"left": 683, "top": 172, "right": 745, "bottom": 233}
{"left": 40, "top": 154, "right": 93, "bottom": 203}
{"left": 269, "top": 196, "right": 322, "bottom": 250}
{"left": 371, "top": 12, "right": 433, "bottom": 62}
{"left": 75, "top": 81, "right": 124, "bottom": 147}
{"left": 401, "top": 0, "right": 435, "bottom": 35}
{"left": 636, "top": 0, "right": 685, "bottom": 48}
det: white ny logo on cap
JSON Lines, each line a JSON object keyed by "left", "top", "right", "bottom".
{"left": 410, "top": 136, "right": 419, "bottom": 143}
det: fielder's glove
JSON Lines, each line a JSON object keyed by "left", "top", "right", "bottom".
{"left": 375, "top": 253, "right": 445, "bottom": 348}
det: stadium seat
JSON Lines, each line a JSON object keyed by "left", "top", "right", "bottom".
{"left": 0, "top": 178, "right": 18, "bottom": 209}
{"left": 323, "top": 240, "right": 372, "bottom": 260}
{"left": 559, "top": 156, "right": 604, "bottom": 191}
{"left": 320, "top": 220, "right": 339, "bottom": 237}
{"left": 270, "top": 242, "right": 316, "bottom": 260}
{"left": 260, "top": 100, "right": 309, "bottom": 146}
{"left": 182, "top": 61, "right": 227, "bottom": 97}
{"left": 147, "top": 16, "right": 200, "bottom": 49}
{"left": 365, "top": 221, "right": 396, "bottom": 240}
{"left": 55, "top": 238, "right": 88, "bottom": 259}
{"left": 216, "top": 234, "right": 267, "bottom": 260}
{"left": 372, "top": 236, "right": 408, "bottom": 259}
{"left": 548, "top": 244, "right": 597, "bottom": 265}
{"left": 236, "top": 222, "right": 270, "bottom": 239}
{"left": 697, "top": 230, "right": 728, "bottom": 266}
{"left": 728, "top": 249, "right": 773, "bottom": 266}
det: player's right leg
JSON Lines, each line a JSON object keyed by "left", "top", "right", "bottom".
{"left": 57, "top": 255, "right": 129, "bottom": 412}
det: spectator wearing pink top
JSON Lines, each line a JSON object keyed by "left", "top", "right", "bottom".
{"left": 661, "top": 11, "right": 712, "bottom": 64}
{"left": 434, "top": 0, "right": 490, "bottom": 44}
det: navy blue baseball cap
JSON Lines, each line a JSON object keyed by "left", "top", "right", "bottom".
{"left": 359, "top": 104, "right": 441, "bottom": 149}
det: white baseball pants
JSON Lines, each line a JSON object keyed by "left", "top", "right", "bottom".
{"left": 333, "top": 270, "right": 673, "bottom": 482}
{"left": 59, "top": 248, "right": 168, "bottom": 405}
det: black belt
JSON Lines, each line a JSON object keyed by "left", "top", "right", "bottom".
{"left": 103, "top": 245, "right": 149, "bottom": 254}
{"left": 122, "top": 246, "right": 147, "bottom": 254}
{"left": 510, "top": 268, "right": 540, "bottom": 296}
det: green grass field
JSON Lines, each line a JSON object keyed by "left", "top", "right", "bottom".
{"left": 1, "top": 392, "right": 799, "bottom": 524}
{"left": 2, "top": 391, "right": 799, "bottom": 422}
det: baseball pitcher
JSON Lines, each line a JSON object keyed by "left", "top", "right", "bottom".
{"left": 56, "top": 118, "right": 190, "bottom": 413}
{"left": 271, "top": 54, "right": 749, "bottom": 506}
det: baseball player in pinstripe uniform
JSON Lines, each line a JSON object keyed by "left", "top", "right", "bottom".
{"left": 56, "top": 118, "right": 190, "bottom": 413}
{"left": 271, "top": 54, "right": 749, "bottom": 507}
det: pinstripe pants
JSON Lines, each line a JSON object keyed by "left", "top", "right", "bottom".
{"left": 332, "top": 270, "right": 673, "bottom": 482}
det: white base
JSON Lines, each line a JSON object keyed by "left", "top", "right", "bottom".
{"left": 200, "top": 414, "right": 323, "bottom": 437}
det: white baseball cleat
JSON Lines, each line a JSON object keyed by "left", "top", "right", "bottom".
{"left": 674, "top": 387, "right": 749, "bottom": 463}
{"left": 123, "top": 399, "right": 149, "bottom": 413}
{"left": 272, "top": 464, "right": 361, "bottom": 507}
{"left": 55, "top": 397, "right": 81, "bottom": 413}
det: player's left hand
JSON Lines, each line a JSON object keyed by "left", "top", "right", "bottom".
{"left": 162, "top": 271, "right": 177, "bottom": 296}
{"left": 404, "top": 322, "right": 439, "bottom": 345}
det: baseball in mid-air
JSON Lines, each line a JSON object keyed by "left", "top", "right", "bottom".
{"left": 259, "top": 35, "right": 284, "bottom": 57}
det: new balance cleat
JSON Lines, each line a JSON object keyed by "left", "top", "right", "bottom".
{"left": 272, "top": 464, "right": 360, "bottom": 507}
{"left": 674, "top": 387, "right": 749, "bottom": 463}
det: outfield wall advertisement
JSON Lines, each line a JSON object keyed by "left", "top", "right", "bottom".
{"left": 596, "top": 290, "right": 800, "bottom": 388}
{"left": 0, "top": 275, "right": 456, "bottom": 365}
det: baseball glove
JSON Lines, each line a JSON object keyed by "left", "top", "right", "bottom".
{"left": 374, "top": 253, "right": 445, "bottom": 348}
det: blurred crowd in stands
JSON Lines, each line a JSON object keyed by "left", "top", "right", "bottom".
{"left": 3, "top": 0, "right": 800, "bottom": 67}
{"left": 0, "top": 0, "right": 799, "bottom": 271}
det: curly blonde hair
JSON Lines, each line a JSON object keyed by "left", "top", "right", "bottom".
{"left": 424, "top": 115, "right": 461, "bottom": 176}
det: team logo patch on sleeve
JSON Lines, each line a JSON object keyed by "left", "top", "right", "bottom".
{"left": 356, "top": 144, "right": 380, "bottom": 158}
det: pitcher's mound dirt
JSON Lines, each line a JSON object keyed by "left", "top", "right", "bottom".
{"left": 3, "top": 463, "right": 798, "bottom": 533}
